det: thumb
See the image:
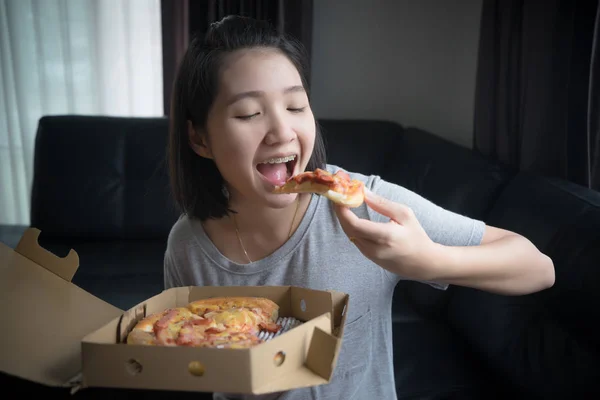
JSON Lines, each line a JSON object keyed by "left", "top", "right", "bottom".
{"left": 364, "top": 189, "right": 412, "bottom": 224}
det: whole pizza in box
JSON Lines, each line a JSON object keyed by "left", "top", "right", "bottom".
{"left": 126, "top": 296, "right": 294, "bottom": 349}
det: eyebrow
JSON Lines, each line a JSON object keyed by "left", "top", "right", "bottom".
{"left": 226, "top": 85, "right": 305, "bottom": 106}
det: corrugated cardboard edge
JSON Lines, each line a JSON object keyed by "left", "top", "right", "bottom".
{"left": 117, "top": 304, "right": 147, "bottom": 344}
{"left": 328, "top": 290, "right": 349, "bottom": 337}
{"left": 324, "top": 291, "right": 350, "bottom": 378}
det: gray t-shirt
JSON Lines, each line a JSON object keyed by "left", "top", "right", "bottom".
{"left": 164, "top": 164, "right": 485, "bottom": 400}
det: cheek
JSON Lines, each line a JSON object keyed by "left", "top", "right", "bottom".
{"left": 212, "top": 143, "right": 248, "bottom": 174}
{"left": 298, "top": 119, "right": 316, "bottom": 159}
{"left": 209, "top": 123, "right": 257, "bottom": 166}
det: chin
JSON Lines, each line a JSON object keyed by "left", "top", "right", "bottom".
{"left": 263, "top": 191, "right": 298, "bottom": 209}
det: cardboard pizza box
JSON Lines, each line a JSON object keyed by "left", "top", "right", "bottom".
{"left": 0, "top": 228, "right": 350, "bottom": 395}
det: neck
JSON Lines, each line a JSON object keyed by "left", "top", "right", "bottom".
{"left": 230, "top": 194, "right": 305, "bottom": 239}
{"left": 215, "top": 193, "right": 308, "bottom": 263}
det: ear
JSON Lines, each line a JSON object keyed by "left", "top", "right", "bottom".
{"left": 187, "top": 120, "right": 213, "bottom": 159}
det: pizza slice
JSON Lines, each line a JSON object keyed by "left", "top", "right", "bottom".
{"left": 273, "top": 168, "right": 365, "bottom": 208}
{"left": 187, "top": 296, "right": 281, "bottom": 334}
{"left": 126, "top": 307, "right": 200, "bottom": 346}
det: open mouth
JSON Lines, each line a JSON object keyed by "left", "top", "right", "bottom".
{"left": 256, "top": 154, "right": 297, "bottom": 186}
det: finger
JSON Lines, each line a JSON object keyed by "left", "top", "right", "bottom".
{"left": 364, "top": 189, "right": 414, "bottom": 224}
{"left": 334, "top": 204, "right": 396, "bottom": 243}
{"left": 333, "top": 204, "right": 361, "bottom": 236}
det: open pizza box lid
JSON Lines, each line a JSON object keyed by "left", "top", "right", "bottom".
{"left": 0, "top": 228, "right": 350, "bottom": 395}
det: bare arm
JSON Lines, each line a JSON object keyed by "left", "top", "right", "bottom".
{"left": 430, "top": 226, "right": 555, "bottom": 295}
{"left": 335, "top": 190, "right": 555, "bottom": 296}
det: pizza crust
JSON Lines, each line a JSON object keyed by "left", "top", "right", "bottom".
{"left": 323, "top": 189, "right": 364, "bottom": 208}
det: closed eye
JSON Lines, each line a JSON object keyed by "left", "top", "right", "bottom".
{"left": 288, "top": 107, "right": 306, "bottom": 113}
{"left": 235, "top": 113, "right": 260, "bottom": 120}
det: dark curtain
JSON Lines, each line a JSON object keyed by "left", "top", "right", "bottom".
{"left": 160, "top": 0, "right": 313, "bottom": 116}
{"left": 473, "top": 0, "right": 600, "bottom": 190}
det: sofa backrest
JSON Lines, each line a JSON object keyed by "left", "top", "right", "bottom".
{"left": 318, "top": 118, "right": 405, "bottom": 177}
{"left": 318, "top": 120, "right": 518, "bottom": 223}
{"left": 30, "top": 115, "right": 179, "bottom": 239}
{"left": 383, "top": 127, "right": 517, "bottom": 222}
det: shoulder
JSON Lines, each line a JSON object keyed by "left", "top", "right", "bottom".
{"left": 164, "top": 214, "right": 203, "bottom": 288}
{"left": 166, "top": 214, "right": 197, "bottom": 257}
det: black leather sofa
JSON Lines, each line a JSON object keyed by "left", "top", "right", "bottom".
{"left": 1, "top": 115, "right": 599, "bottom": 399}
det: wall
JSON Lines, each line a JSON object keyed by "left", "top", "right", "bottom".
{"left": 310, "top": 0, "right": 483, "bottom": 148}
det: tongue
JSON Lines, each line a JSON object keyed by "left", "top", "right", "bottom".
{"left": 257, "top": 163, "right": 288, "bottom": 186}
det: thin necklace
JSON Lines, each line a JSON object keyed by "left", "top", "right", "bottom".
{"left": 233, "top": 196, "right": 301, "bottom": 264}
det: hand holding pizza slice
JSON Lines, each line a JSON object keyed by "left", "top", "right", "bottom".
{"left": 273, "top": 168, "right": 365, "bottom": 208}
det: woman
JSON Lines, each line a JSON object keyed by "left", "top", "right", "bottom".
{"left": 164, "top": 15, "right": 554, "bottom": 400}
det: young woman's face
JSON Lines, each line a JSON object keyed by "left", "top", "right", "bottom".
{"left": 197, "top": 48, "right": 316, "bottom": 209}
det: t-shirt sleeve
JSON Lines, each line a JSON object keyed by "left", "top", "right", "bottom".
{"left": 366, "top": 175, "right": 486, "bottom": 289}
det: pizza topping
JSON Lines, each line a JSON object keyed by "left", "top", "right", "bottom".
{"left": 291, "top": 169, "right": 334, "bottom": 185}
{"left": 176, "top": 321, "right": 196, "bottom": 346}
{"left": 128, "top": 297, "right": 285, "bottom": 349}
{"left": 273, "top": 168, "right": 365, "bottom": 207}
{"left": 205, "top": 327, "right": 226, "bottom": 335}
{"left": 154, "top": 309, "right": 179, "bottom": 330}
{"left": 287, "top": 169, "right": 353, "bottom": 193}
{"left": 191, "top": 317, "right": 212, "bottom": 325}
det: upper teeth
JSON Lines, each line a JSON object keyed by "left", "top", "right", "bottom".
{"left": 261, "top": 155, "right": 296, "bottom": 164}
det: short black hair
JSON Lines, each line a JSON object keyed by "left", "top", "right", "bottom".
{"left": 168, "top": 15, "right": 327, "bottom": 221}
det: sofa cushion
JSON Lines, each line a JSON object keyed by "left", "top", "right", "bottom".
{"left": 30, "top": 115, "right": 179, "bottom": 239}
{"left": 446, "top": 173, "right": 600, "bottom": 399}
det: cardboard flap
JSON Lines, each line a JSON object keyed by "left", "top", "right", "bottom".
{"left": 15, "top": 228, "right": 79, "bottom": 282}
{"left": 305, "top": 327, "right": 339, "bottom": 381}
{"left": 250, "top": 313, "right": 334, "bottom": 394}
{"left": 0, "top": 230, "right": 123, "bottom": 387}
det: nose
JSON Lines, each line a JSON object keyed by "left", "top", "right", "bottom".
{"left": 263, "top": 111, "right": 295, "bottom": 146}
